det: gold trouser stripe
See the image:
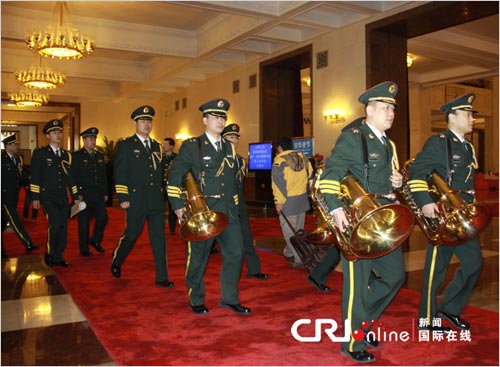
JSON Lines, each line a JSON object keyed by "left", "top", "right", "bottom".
{"left": 3, "top": 205, "right": 30, "bottom": 245}
{"left": 113, "top": 211, "right": 128, "bottom": 261}
{"left": 347, "top": 261, "right": 355, "bottom": 352}
{"left": 186, "top": 241, "right": 192, "bottom": 305}
{"left": 426, "top": 246, "right": 439, "bottom": 325}
{"left": 46, "top": 212, "right": 51, "bottom": 253}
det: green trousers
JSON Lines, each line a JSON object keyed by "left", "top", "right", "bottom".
{"left": 186, "top": 217, "right": 244, "bottom": 306}
{"left": 418, "top": 238, "right": 482, "bottom": 325}
{"left": 341, "top": 247, "right": 405, "bottom": 352}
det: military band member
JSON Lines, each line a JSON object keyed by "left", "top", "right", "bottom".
{"left": 31, "top": 119, "right": 81, "bottom": 268}
{"left": 222, "top": 123, "right": 269, "bottom": 280}
{"left": 1, "top": 134, "right": 39, "bottom": 258}
{"left": 167, "top": 98, "right": 251, "bottom": 315}
{"left": 408, "top": 93, "right": 482, "bottom": 333}
{"left": 110, "top": 106, "right": 174, "bottom": 289}
{"left": 162, "top": 137, "right": 178, "bottom": 235}
{"left": 319, "top": 82, "right": 405, "bottom": 363}
{"left": 72, "top": 127, "right": 108, "bottom": 256}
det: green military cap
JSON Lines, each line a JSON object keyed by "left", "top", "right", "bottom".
{"left": 131, "top": 105, "right": 155, "bottom": 121}
{"left": 43, "top": 119, "right": 63, "bottom": 134}
{"left": 80, "top": 127, "right": 99, "bottom": 138}
{"left": 440, "top": 93, "right": 476, "bottom": 114}
{"left": 199, "top": 98, "right": 230, "bottom": 117}
{"left": 358, "top": 81, "right": 398, "bottom": 106}
{"left": 222, "top": 123, "right": 240, "bottom": 137}
{"left": 2, "top": 134, "right": 17, "bottom": 145}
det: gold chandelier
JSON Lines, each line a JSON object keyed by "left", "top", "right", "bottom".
{"left": 15, "top": 56, "right": 66, "bottom": 89}
{"left": 10, "top": 88, "right": 49, "bottom": 107}
{"left": 25, "top": 1, "right": 95, "bottom": 60}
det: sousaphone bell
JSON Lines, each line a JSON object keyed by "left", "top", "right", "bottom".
{"left": 179, "top": 172, "right": 228, "bottom": 242}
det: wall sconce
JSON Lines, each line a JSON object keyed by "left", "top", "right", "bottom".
{"left": 407, "top": 53, "right": 416, "bottom": 68}
{"left": 323, "top": 109, "right": 346, "bottom": 124}
{"left": 175, "top": 133, "right": 189, "bottom": 141}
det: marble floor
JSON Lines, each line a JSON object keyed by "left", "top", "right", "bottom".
{"left": 1, "top": 205, "right": 498, "bottom": 365}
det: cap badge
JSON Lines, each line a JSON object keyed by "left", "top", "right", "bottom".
{"left": 232, "top": 125, "right": 237, "bottom": 131}
{"left": 92, "top": 128, "right": 96, "bottom": 133}
{"left": 144, "top": 107, "right": 149, "bottom": 113}
{"left": 467, "top": 95, "right": 473, "bottom": 103}
{"left": 389, "top": 84, "right": 396, "bottom": 94}
{"left": 54, "top": 120, "right": 59, "bottom": 126}
{"left": 217, "top": 100, "right": 224, "bottom": 108}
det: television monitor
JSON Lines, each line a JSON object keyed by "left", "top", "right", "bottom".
{"left": 248, "top": 142, "right": 273, "bottom": 171}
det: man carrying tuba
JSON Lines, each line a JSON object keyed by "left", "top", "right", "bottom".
{"left": 319, "top": 82, "right": 405, "bottom": 363}
{"left": 407, "top": 93, "right": 483, "bottom": 333}
{"left": 167, "top": 98, "right": 251, "bottom": 316}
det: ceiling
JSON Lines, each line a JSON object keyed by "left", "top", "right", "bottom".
{"left": 1, "top": 1, "right": 498, "bottom": 107}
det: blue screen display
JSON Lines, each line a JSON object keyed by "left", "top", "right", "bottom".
{"left": 248, "top": 142, "right": 273, "bottom": 170}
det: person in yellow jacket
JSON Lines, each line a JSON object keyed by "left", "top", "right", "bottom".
{"left": 271, "top": 136, "right": 312, "bottom": 268}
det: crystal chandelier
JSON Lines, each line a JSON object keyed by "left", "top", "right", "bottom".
{"left": 10, "top": 88, "right": 49, "bottom": 107}
{"left": 25, "top": 1, "right": 95, "bottom": 60}
{"left": 15, "top": 56, "right": 66, "bottom": 89}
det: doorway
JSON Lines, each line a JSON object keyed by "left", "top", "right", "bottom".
{"left": 256, "top": 45, "right": 312, "bottom": 201}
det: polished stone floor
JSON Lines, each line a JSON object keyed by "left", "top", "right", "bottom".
{"left": 1, "top": 204, "right": 498, "bottom": 365}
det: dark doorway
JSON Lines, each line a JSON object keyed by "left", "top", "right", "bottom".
{"left": 256, "top": 45, "right": 312, "bottom": 201}
{"left": 260, "top": 45, "right": 312, "bottom": 143}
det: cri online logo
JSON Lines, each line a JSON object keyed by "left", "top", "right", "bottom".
{"left": 291, "top": 319, "right": 410, "bottom": 343}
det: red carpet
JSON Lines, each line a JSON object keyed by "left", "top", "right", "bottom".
{"left": 2, "top": 201, "right": 499, "bottom": 366}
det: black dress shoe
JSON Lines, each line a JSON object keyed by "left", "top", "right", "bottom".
{"left": 53, "top": 260, "right": 72, "bottom": 268}
{"left": 439, "top": 311, "right": 470, "bottom": 330}
{"left": 26, "top": 244, "right": 39, "bottom": 252}
{"left": 155, "top": 280, "right": 174, "bottom": 288}
{"left": 44, "top": 254, "right": 54, "bottom": 267}
{"left": 80, "top": 251, "right": 93, "bottom": 257}
{"left": 341, "top": 350, "right": 376, "bottom": 363}
{"left": 111, "top": 262, "right": 121, "bottom": 278}
{"left": 247, "top": 272, "right": 269, "bottom": 279}
{"left": 90, "top": 241, "right": 105, "bottom": 253}
{"left": 219, "top": 302, "right": 252, "bottom": 315}
{"left": 364, "top": 335, "right": 379, "bottom": 348}
{"left": 189, "top": 304, "right": 209, "bottom": 314}
{"left": 307, "top": 276, "right": 331, "bottom": 292}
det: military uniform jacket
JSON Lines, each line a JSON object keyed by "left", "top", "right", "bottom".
{"left": 167, "top": 134, "right": 240, "bottom": 217}
{"left": 30, "top": 145, "right": 79, "bottom": 203}
{"left": 72, "top": 149, "right": 108, "bottom": 198}
{"left": 1, "top": 150, "right": 26, "bottom": 205}
{"left": 162, "top": 152, "right": 177, "bottom": 189}
{"left": 114, "top": 135, "right": 165, "bottom": 209}
{"left": 319, "top": 122, "right": 399, "bottom": 211}
{"left": 408, "top": 129, "right": 478, "bottom": 206}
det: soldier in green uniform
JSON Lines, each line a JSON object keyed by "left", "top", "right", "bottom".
{"left": 167, "top": 98, "right": 251, "bottom": 315}
{"left": 1, "top": 134, "right": 39, "bottom": 258}
{"left": 110, "top": 106, "right": 174, "bottom": 289}
{"left": 408, "top": 93, "right": 482, "bottom": 333}
{"left": 72, "top": 127, "right": 108, "bottom": 256}
{"left": 319, "top": 82, "right": 405, "bottom": 363}
{"left": 162, "top": 137, "right": 178, "bottom": 235}
{"left": 222, "top": 123, "right": 269, "bottom": 280}
{"left": 31, "top": 119, "right": 81, "bottom": 268}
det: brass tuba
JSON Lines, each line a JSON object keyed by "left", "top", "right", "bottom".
{"left": 399, "top": 159, "right": 492, "bottom": 246}
{"left": 308, "top": 166, "right": 414, "bottom": 260}
{"left": 179, "top": 171, "right": 229, "bottom": 242}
